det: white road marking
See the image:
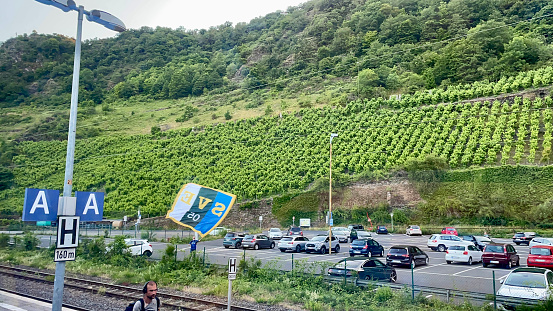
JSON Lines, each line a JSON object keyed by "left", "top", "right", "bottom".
{"left": 452, "top": 265, "right": 483, "bottom": 275}
{"left": 0, "top": 303, "right": 27, "bottom": 311}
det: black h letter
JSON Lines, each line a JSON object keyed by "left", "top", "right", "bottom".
{"left": 60, "top": 218, "right": 78, "bottom": 245}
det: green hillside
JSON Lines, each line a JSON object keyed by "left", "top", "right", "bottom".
{"left": 2, "top": 0, "right": 553, "bottom": 224}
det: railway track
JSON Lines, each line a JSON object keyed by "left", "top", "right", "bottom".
{"left": 0, "top": 264, "right": 258, "bottom": 311}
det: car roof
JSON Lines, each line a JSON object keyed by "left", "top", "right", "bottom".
{"left": 511, "top": 267, "right": 549, "bottom": 274}
{"left": 531, "top": 245, "right": 553, "bottom": 249}
{"left": 390, "top": 245, "right": 414, "bottom": 248}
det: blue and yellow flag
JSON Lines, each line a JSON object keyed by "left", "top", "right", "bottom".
{"left": 166, "top": 183, "right": 236, "bottom": 238}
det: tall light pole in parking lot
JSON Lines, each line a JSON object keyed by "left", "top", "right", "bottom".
{"left": 329, "top": 133, "right": 338, "bottom": 254}
{"left": 390, "top": 212, "right": 394, "bottom": 232}
{"left": 32, "top": 1, "right": 125, "bottom": 310}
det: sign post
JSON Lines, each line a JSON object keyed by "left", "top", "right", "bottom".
{"left": 227, "top": 257, "right": 237, "bottom": 311}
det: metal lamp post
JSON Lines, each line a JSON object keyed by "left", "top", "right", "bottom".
{"left": 32, "top": 1, "right": 125, "bottom": 310}
{"left": 329, "top": 133, "right": 338, "bottom": 255}
{"left": 390, "top": 212, "right": 394, "bottom": 232}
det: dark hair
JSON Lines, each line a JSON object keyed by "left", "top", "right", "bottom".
{"left": 143, "top": 281, "right": 157, "bottom": 293}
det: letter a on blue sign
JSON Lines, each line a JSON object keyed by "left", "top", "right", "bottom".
{"left": 23, "top": 188, "right": 59, "bottom": 221}
{"left": 76, "top": 191, "right": 104, "bottom": 221}
{"left": 166, "top": 183, "right": 236, "bottom": 238}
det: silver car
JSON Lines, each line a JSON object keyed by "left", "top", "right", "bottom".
{"left": 278, "top": 236, "right": 309, "bottom": 252}
{"left": 268, "top": 228, "right": 283, "bottom": 240}
{"left": 332, "top": 227, "right": 350, "bottom": 243}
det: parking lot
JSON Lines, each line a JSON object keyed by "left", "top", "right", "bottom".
{"left": 171, "top": 230, "right": 528, "bottom": 295}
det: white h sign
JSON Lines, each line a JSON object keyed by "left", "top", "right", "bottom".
{"left": 57, "top": 216, "right": 80, "bottom": 248}
{"left": 228, "top": 257, "right": 237, "bottom": 274}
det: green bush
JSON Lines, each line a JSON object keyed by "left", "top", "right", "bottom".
{"left": 22, "top": 232, "right": 39, "bottom": 251}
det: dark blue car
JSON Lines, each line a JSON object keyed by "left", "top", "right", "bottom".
{"left": 350, "top": 238, "right": 384, "bottom": 257}
{"left": 376, "top": 225, "right": 389, "bottom": 234}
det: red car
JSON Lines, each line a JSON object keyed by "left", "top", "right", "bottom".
{"left": 528, "top": 245, "right": 553, "bottom": 268}
{"left": 441, "top": 227, "right": 458, "bottom": 236}
{"left": 482, "top": 243, "right": 519, "bottom": 269}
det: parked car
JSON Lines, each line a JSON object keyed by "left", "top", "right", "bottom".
{"left": 328, "top": 258, "right": 397, "bottom": 282}
{"left": 386, "top": 245, "right": 429, "bottom": 268}
{"left": 497, "top": 267, "right": 553, "bottom": 302}
{"left": 482, "top": 243, "right": 519, "bottom": 268}
{"left": 427, "top": 234, "right": 473, "bottom": 252}
{"left": 376, "top": 225, "right": 388, "bottom": 234}
{"left": 223, "top": 232, "right": 246, "bottom": 249}
{"left": 527, "top": 245, "right": 553, "bottom": 268}
{"left": 461, "top": 235, "right": 493, "bottom": 251}
{"left": 287, "top": 226, "right": 303, "bottom": 236}
{"left": 441, "top": 227, "right": 458, "bottom": 236}
{"left": 242, "top": 234, "right": 275, "bottom": 250}
{"left": 209, "top": 227, "right": 229, "bottom": 236}
{"left": 349, "top": 229, "right": 372, "bottom": 242}
{"left": 268, "top": 228, "right": 283, "bottom": 240}
{"left": 348, "top": 224, "right": 364, "bottom": 231}
{"left": 512, "top": 232, "right": 535, "bottom": 245}
{"left": 278, "top": 236, "right": 309, "bottom": 253}
{"left": 349, "top": 238, "right": 384, "bottom": 257}
{"left": 124, "top": 239, "right": 153, "bottom": 257}
{"left": 305, "top": 235, "right": 340, "bottom": 254}
{"left": 445, "top": 244, "right": 482, "bottom": 265}
{"left": 529, "top": 237, "right": 553, "bottom": 248}
{"left": 332, "top": 227, "right": 351, "bottom": 243}
{"left": 406, "top": 225, "right": 422, "bottom": 236}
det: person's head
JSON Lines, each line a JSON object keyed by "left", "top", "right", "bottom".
{"left": 143, "top": 281, "right": 158, "bottom": 300}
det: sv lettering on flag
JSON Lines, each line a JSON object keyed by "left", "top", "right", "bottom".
{"left": 166, "top": 183, "right": 236, "bottom": 238}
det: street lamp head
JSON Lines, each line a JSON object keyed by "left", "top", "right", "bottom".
{"left": 35, "top": 0, "right": 76, "bottom": 12}
{"left": 86, "top": 10, "right": 126, "bottom": 32}
{"left": 330, "top": 133, "right": 338, "bottom": 143}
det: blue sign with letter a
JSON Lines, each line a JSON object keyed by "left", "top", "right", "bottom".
{"left": 76, "top": 191, "right": 104, "bottom": 221}
{"left": 23, "top": 188, "right": 59, "bottom": 221}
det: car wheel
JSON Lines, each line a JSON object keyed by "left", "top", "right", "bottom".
{"left": 224, "top": 246, "right": 229, "bottom": 249}
{"left": 364, "top": 275, "right": 372, "bottom": 281}
{"left": 515, "top": 242, "right": 520, "bottom": 245}
{"left": 320, "top": 246, "right": 327, "bottom": 254}
{"left": 335, "top": 245, "right": 340, "bottom": 253}
{"left": 425, "top": 257, "right": 429, "bottom": 265}
{"left": 350, "top": 254, "right": 355, "bottom": 257}
{"left": 437, "top": 244, "right": 446, "bottom": 252}
{"left": 143, "top": 250, "right": 152, "bottom": 257}
{"left": 270, "top": 242, "right": 275, "bottom": 249}
{"left": 296, "top": 245, "right": 301, "bottom": 253}
{"left": 365, "top": 251, "right": 371, "bottom": 257}
{"left": 468, "top": 257, "right": 472, "bottom": 266}
{"left": 254, "top": 244, "right": 259, "bottom": 250}
{"left": 389, "top": 270, "right": 397, "bottom": 283}
{"left": 410, "top": 260, "right": 416, "bottom": 269}
{"left": 483, "top": 262, "right": 488, "bottom": 268}
{"left": 506, "top": 261, "right": 512, "bottom": 269}
{"left": 516, "top": 259, "right": 520, "bottom": 266}
{"left": 235, "top": 242, "right": 241, "bottom": 249}
{"left": 446, "top": 260, "right": 452, "bottom": 264}
{"left": 280, "top": 249, "right": 286, "bottom": 252}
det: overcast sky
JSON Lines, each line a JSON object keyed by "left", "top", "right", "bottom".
{"left": 0, "top": 0, "right": 307, "bottom": 42}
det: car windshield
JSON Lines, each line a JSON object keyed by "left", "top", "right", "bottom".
{"left": 225, "top": 233, "right": 235, "bottom": 238}
{"left": 486, "top": 245, "right": 504, "bottom": 253}
{"left": 449, "top": 245, "right": 465, "bottom": 251}
{"left": 281, "top": 237, "right": 293, "bottom": 241}
{"left": 270, "top": 228, "right": 280, "bottom": 232}
{"left": 311, "top": 236, "right": 326, "bottom": 242}
{"left": 334, "top": 260, "right": 365, "bottom": 270}
{"left": 244, "top": 235, "right": 255, "bottom": 239}
{"left": 352, "top": 240, "right": 366, "bottom": 245}
{"left": 505, "top": 272, "right": 546, "bottom": 288}
{"left": 389, "top": 248, "right": 407, "bottom": 254}
{"left": 531, "top": 248, "right": 552, "bottom": 256}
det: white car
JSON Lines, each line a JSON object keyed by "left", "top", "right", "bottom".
{"left": 445, "top": 244, "right": 482, "bottom": 265}
{"left": 332, "top": 227, "right": 350, "bottom": 243}
{"left": 124, "top": 239, "right": 153, "bottom": 257}
{"left": 406, "top": 225, "right": 422, "bottom": 236}
{"left": 278, "top": 236, "right": 309, "bottom": 252}
{"left": 529, "top": 237, "right": 553, "bottom": 248}
{"left": 497, "top": 267, "right": 553, "bottom": 301}
{"left": 268, "top": 228, "right": 283, "bottom": 240}
{"left": 333, "top": 227, "right": 351, "bottom": 236}
{"left": 209, "top": 227, "right": 229, "bottom": 236}
{"left": 427, "top": 234, "right": 473, "bottom": 252}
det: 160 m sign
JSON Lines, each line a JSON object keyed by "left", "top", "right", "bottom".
{"left": 54, "top": 248, "right": 76, "bottom": 262}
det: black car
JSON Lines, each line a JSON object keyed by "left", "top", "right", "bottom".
{"left": 328, "top": 258, "right": 397, "bottom": 282}
{"left": 287, "top": 226, "right": 303, "bottom": 236}
{"left": 349, "top": 238, "right": 384, "bottom": 257}
{"left": 386, "top": 245, "right": 429, "bottom": 268}
{"left": 348, "top": 224, "right": 364, "bottom": 231}
{"left": 222, "top": 232, "right": 246, "bottom": 249}
{"left": 376, "top": 225, "right": 389, "bottom": 234}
